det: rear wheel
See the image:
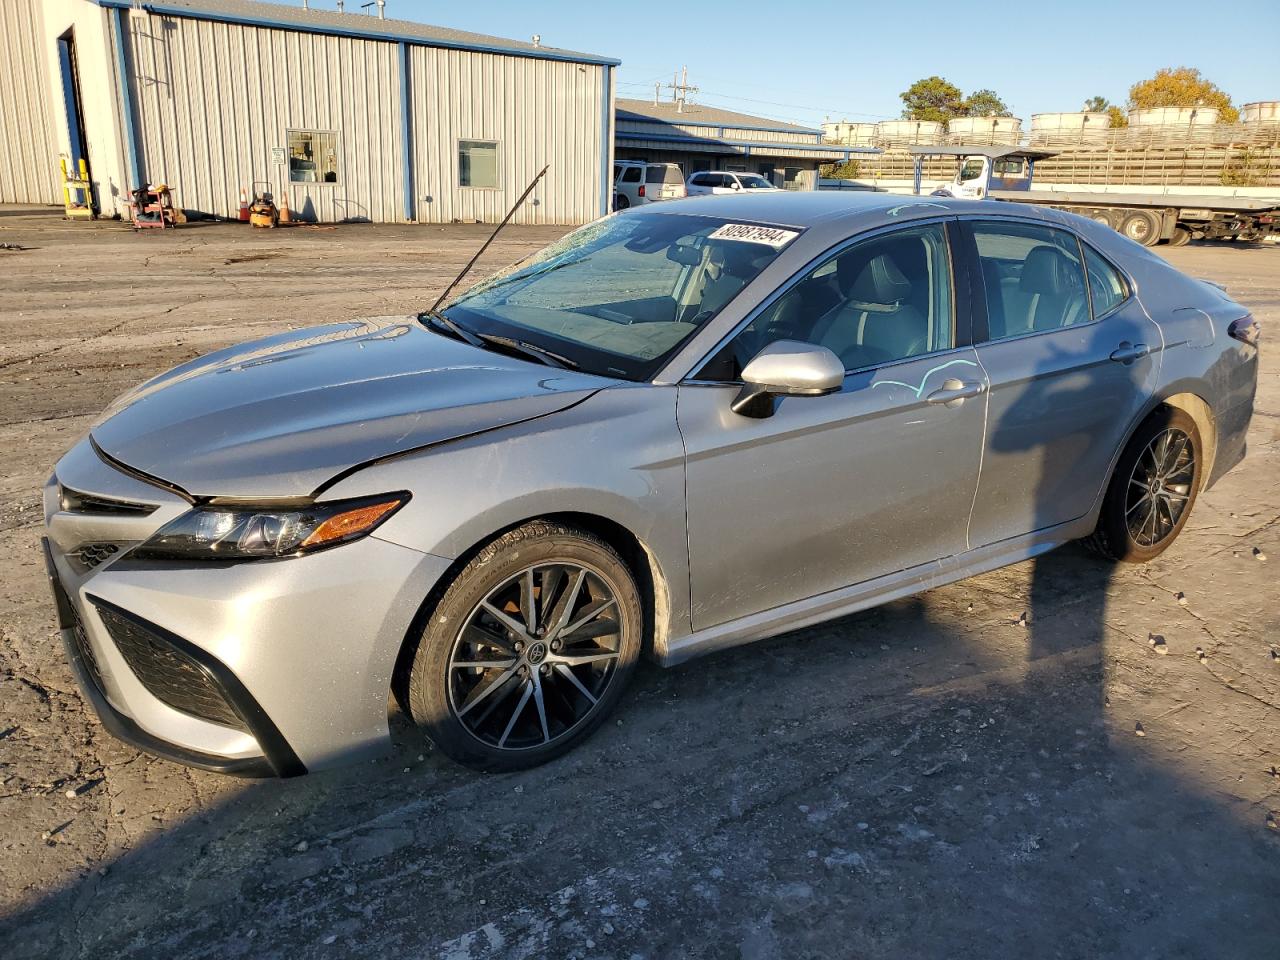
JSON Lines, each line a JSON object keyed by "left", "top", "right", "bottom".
{"left": 614, "top": 194, "right": 630, "bottom": 210}
{"left": 1089, "top": 209, "right": 1118, "bottom": 230}
{"left": 406, "top": 521, "right": 642, "bottom": 771}
{"left": 1120, "top": 210, "right": 1162, "bottom": 247}
{"left": 1169, "top": 226, "right": 1192, "bottom": 247}
{"left": 1086, "top": 409, "right": 1201, "bottom": 562}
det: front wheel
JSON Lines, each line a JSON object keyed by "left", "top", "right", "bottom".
{"left": 1086, "top": 409, "right": 1201, "bottom": 562}
{"left": 406, "top": 522, "right": 643, "bottom": 771}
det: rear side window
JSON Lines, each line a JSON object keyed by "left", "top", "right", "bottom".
{"left": 1082, "top": 244, "right": 1128, "bottom": 317}
{"left": 621, "top": 166, "right": 642, "bottom": 183}
{"left": 690, "top": 174, "right": 713, "bottom": 186}
{"left": 971, "top": 221, "right": 1090, "bottom": 339}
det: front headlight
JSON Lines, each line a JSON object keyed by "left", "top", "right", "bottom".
{"left": 129, "top": 493, "right": 410, "bottom": 561}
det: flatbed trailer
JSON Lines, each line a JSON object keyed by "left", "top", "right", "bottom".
{"left": 909, "top": 145, "right": 1280, "bottom": 247}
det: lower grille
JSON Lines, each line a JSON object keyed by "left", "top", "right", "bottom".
{"left": 94, "top": 604, "right": 247, "bottom": 731}
{"left": 77, "top": 542, "right": 121, "bottom": 569}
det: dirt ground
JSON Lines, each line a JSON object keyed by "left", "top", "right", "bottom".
{"left": 0, "top": 210, "right": 1277, "bottom": 960}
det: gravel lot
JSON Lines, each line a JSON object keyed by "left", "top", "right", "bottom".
{"left": 0, "top": 211, "right": 1277, "bottom": 959}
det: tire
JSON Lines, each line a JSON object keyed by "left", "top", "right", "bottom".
{"left": 1120, "top": 210, "right": 1162, "bottom": 247}
{"left": 1086, "top": 409, "right": 1202, "bottom": 563}
{"left": 1169, "top": 226, "right": 1191, "bottom": 247}
{"left": 405, "top": 521, "right": 643, "bottom": 772}
{"left": 614, "top": 194, "right": 630, "bottom": 210}
{"left": 1089, "top": 209, "right": 1118, "bottom": 230}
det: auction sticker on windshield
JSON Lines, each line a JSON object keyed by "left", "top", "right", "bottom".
{"left": 708, "top": 223, "right": 800, "bottom": 248}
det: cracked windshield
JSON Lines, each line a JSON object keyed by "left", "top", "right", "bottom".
{"left": 444, "top": 213, "right": 798, "bottom": 379}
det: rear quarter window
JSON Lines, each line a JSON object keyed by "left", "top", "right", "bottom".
{"left": 1082, "top": 244, "right": 1128, "bottom": 317}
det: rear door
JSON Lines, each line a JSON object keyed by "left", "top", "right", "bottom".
{"left": 647, "top": 164, "right": 685, "bottom": 200}
{"left": 960, "top": 217, "right": 1162, "bottom": 546}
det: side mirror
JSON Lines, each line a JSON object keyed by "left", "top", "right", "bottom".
{"left": 732, "top": 340, "right": 844, "bottom": 418}
{"left": 731, "top": 181, "right": 742, "bottom": 190}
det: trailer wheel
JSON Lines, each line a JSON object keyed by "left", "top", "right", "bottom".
{"left": 1120, "top": 210, "right": 1161, "bottom": 247}
{"left": 1088, "top": 210, "right": 1117, "bottom": 229}
{"left": 1169, "top": 226, "right": 1191, "bottom": 247}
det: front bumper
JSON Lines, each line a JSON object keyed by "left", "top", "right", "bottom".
{"left": 44, "top": 440, "right": 451, "bottom": 775}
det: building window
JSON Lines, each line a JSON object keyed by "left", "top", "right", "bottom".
{"left": 287, "top": 130, "right": 339, "bottom": 183}
{"left": 459, "top": 140, "right": 500, "bottom": 189}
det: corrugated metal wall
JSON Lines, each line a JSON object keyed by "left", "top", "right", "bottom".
{"left": 0, "top": 0, "right": 61, "bottom": 205}
{"left": 125, "top": 13, "right": 404, "bottom": 222}
{"left": 120, "top": 12, "right": 605, "bottom": 224}
{"left": 409, "top": 45, "right": 605, "bottom": 225}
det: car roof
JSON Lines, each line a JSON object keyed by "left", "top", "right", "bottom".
{"left": 630, "top": 190, "right": 1023, "bottom": 231}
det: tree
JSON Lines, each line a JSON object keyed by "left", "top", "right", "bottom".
{"left": 900, "top": 76, "right": 965, "bottom": 122}
{"left": 1106, "top": 105, "right": 1128, "bottom": 128}
{"left": 821, "top": 159, "right": 861, "bottom": 180}
{"left": 1082, "top": 96, "right": 1110, "bottom": 113}
{"left": 1127, "top": 67, "right": 1238, "bottom": 123}
{"left": 962, "top": 89, "right": 1012, "bottom": 117}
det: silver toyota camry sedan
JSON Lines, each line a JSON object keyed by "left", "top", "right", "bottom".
{"left": 43, "top": 192, "right": 1259, "bottom": 776}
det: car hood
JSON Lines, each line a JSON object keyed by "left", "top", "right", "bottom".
{"left": 90, "top": 316, "right": 612, "bottom": 498}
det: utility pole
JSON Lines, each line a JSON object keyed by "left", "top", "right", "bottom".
{"left": 666, "top": 66, "right": 698, "bottom": 113}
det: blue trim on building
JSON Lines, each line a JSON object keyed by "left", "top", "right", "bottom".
{"left": 92, "top": 1, "right": 621, "bottom": 66}
{"left": 110, "top": 7, "right": 143, "bottom": 188}
{"left": 617, "top": 113, "right": 822, "bottom": 136}
{"left": 599, "top": 65, "right": 612, "bottom": 217}
{"left": 398, "top": 41, "right": 413, "bottom": 221}
{"left": 616, "top": 131, "right": 876, "bottom": 158}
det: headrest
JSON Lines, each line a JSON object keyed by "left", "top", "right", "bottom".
{"left": 710, "top": 243, "right": 767, "bottom": 279}
{"left": 841, "top": 252, "right": 912, "bottom": 305}
{"left": 1019, "top": 246, "right": 1079, "bottom": 295}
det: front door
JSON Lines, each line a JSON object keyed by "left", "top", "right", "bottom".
{"left": 678, "top": 221, "right": 988, "bottom": 630}
{"left": 962, "top": 218, "right": 1162, "bottom": 547}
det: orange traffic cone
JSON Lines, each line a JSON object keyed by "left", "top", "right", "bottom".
{"left": 238, "top": 186, "right": 250, "bottom": 222}
{"left": 278, "top": 189, "right": 293, "bottom": 225}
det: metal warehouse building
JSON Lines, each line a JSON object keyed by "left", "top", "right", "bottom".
{"left": 0, "top": 0, "right": 617, "bottom": 224}
{"left": 614, "top": 98, "right": 866, "bottom": 191}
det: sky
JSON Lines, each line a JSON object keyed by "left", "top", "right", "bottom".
{"left": 323, "top": 0, "right": 1278, "bottom": 128}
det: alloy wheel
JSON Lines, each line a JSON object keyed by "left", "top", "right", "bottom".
{"left": 1125, "top": 427, "right": 1195, "bottom": 547}
{"left": 447, "top": 563, "right": 623, "bottom": 751}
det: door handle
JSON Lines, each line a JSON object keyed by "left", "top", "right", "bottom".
{"left": 926, "top": 378, "right": 986, "bottom": 406}
{"left": 1109, "top": 342, "right": 1150, "bottom": 364}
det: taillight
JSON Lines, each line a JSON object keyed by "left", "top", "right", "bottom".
{"left": 638, "top": 185, "right": 646, "bottom": 198}
{"left": 1229, "top": 315, "right": 1260, "bottom": 348}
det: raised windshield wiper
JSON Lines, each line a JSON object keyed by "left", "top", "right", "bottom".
{"left": 474, "top": 333, "right": 578, "bottom": 370}
{"left": 419, "top": 309, "right": 484, "bottom": 348}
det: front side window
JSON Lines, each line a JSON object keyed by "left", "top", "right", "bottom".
{"left": 739, "top": 174, "right": 774, "bottom": 189}
{"left": 459, "top": 140, "right": 499, "bottom": 188}
{"left": 287, "top": 130, "right": 339, "bottom": 183}
{"left": 1082, "top": 243, "right": 1128, "bottom": 317}
{"left": 445, "top": 213, "right": 798, "bottom": 380}
{"left": 958, "top": 159, "right": 985, "bottom": 182}
{"left": 702, "top": 223, "right": 953, "bottom": 380}
{"left": 972, "top": 221, "right": 1090, "bottom": 338}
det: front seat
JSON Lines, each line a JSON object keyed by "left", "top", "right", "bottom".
{"left": 1017, "top": 245, "right": 1087, "bottom": 332}
{"left": 811, "top": 251, "right": 929, "bottom": 369}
